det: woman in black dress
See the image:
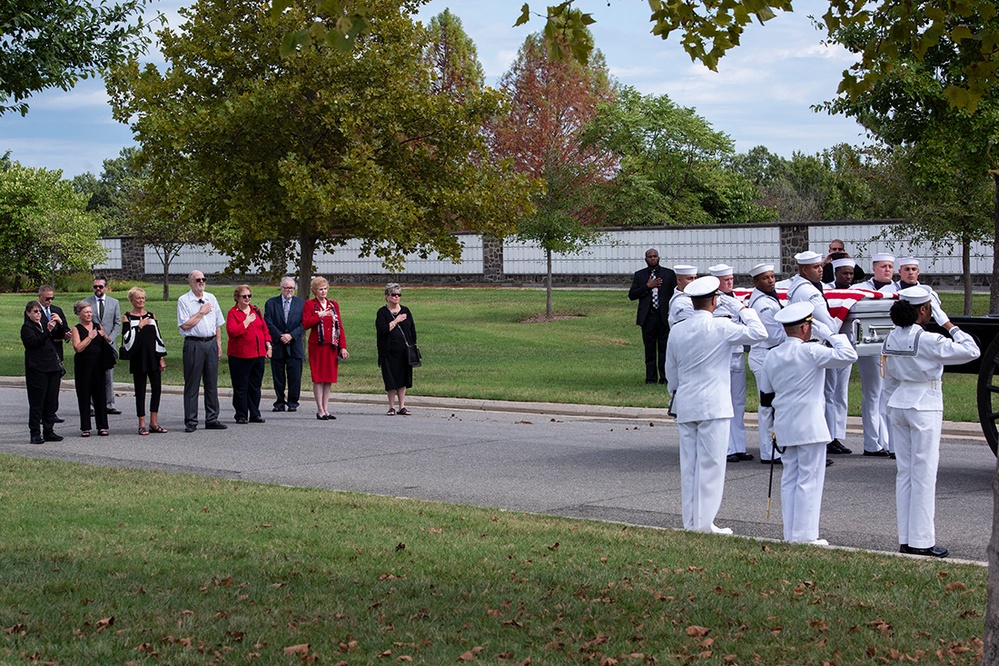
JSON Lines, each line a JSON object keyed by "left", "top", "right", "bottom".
{"left": 121, "top": 287, "right": 168, "bottom": 435}
{"left": 71, "top": 300, "right": 110, "bottom": 436}
{"left": 21, "top": 300, "right": 63, "bottom": 444}
{"left": 375, "top": 283, "right": 416, "bottom": 416}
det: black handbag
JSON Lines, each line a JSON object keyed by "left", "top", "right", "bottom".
{"left": 118, "top": 344, "right": 130, "bottom": 361}
{"left": 399, "top": 325, "right": 421, "bottom": 367}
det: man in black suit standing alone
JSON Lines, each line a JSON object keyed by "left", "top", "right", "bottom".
{"left": 629, "top": 248, "right": 677, "bottom": 385}
{"left": 264, "top": 276, "right": 305, "bottom": 412}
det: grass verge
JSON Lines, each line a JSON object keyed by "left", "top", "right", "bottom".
{"left": 0, "top": 455, "right": 987, "bottom": 664}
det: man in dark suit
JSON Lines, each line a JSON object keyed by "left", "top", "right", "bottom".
{"left": 264, "top": 276, "right": 305, "bottom": 412}
{"left": 85, "top": 275, "right": 122, "bottom": 414}
{"left": 628, "top": 248, "right": 677, "bottom": 385}
{"left": 37, "top": 285, "right": 70, "bottom": 422}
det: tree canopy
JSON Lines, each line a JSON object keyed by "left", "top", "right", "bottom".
{"left": 0, "top": 0, "right": 151, "bottom": 116}
{"left": 108, "top": 0, "right": 534, "bottom": 293}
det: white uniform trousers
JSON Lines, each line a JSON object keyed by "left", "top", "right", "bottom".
{"left": 678, "top": 418, "right": 730, "bottom": 532}
{"left": 824, "top": 364, "right": 851, "bottom": 441}
{"left": 747, "top": 351, "right": 780, "bottom": 461}
{"left": 889, "top": 406, "right": 942, "bottom": 549}
{"left": 780, "top": 442, "right": 827, "bottom": 542}
{"left": 857, "top": 356, "right": 889, "bottom": 452}
{"left": 726, "top": 354, "right": 747, "bottom": 455}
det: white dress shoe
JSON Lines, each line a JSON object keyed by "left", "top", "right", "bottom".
{"left": 710, "top": 524, "right": 734, "bottom": 535}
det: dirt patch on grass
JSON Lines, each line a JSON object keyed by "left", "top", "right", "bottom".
{"left": 519, "top": 313, "right": 586, "bottom": 323}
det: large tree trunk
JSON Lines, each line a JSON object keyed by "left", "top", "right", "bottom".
{"left": 545, "top": 248, "right": 554, "bottom": 321}
{"left": 298, "top": 233, "right": 316, "bottom": 300}
{"left": 963, "top": 235, "right": 973, "bottom": 315}
{"left": 991, "top": 171, "right": 999, "bottom": 315}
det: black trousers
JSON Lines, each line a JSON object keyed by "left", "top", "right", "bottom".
{"left": 229, "top": 356, "right": 265, "bottom": 420}
{"left": 26, "top": 369, "right": 60, "bottom": 437}
{"left": 270, "top": 354, "right": 302, "bottom": 409}
{"left": 183, "top": 337, "right": 220, "bottom": 427}
{"left": 641, "top": 313, "right": 669, "bottom": 383}
{"left": 133, "top": 370, "right": 162, "bottom": 417}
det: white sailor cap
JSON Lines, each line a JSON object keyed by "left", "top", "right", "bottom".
{"left": 750, "top": 263, "right": 774, "bottom": 277}
{"left": 708, "top": 263, "right": 734, "bottom": 277}
{"left": 872, "top": 252, "right": 896, "bottom": 264}
{"left": 774, "top": 301, "right": 814, "bottom": 326}
{"left": 898, "top": 286, "right": 932, "bottom": 304}
{"left": 898, "top": 257, "right": 919, "bottom": 267}
{"left": 673, "top": 265, "right": 698, "bottom": 276}
{"left": 832, "top": 258, "right": 856, "bottom": 270}
{"left": 794, "top": 251, "right": 823, "bottom": 265}
{"left": 686, "top": 275, "right": 720, "bottom": 298}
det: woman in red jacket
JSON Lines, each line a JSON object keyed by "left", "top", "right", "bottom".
{"left": 226, "top": 285, "right": 272, "bottom": 424}
{"left": 302, "top": 276, "right": 349, "bottom": 420}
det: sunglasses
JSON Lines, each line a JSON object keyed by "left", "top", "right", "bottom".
{"left": 388, "top": 293, "right": 401, "bottom": 297}
{"left": 93, "top": 285, "right": 106, "bottom": 290}
{"left": 40, "top": 296, "right": 53, "bottom": 302}
{"left": 194, "top": 278, "right": 207, "bottom": 283}
{"left": 28, "top": 309, "right": 41, "bottom": 314}
{"left": 240, "top": 294, "right": 252, "bottom": 299}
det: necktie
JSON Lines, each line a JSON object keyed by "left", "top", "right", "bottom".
{"left": 98, "top": 298, "right": 105, "bottom": 322}
{"left": 45, "top": 307, "right": 51, "bottom": 320}
{"left": 651, "top": 271, "right": 659, "bottom": 309}
{"left": 284, "top": 297, "right": 290, "bottom": 322}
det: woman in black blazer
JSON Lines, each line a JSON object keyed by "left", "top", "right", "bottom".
{"left": 21, "top": 300, "right": 64, "bottom": 444}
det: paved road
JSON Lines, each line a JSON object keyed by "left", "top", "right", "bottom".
{"left": 0, "top": 381, "right": 993, "bottom": 563}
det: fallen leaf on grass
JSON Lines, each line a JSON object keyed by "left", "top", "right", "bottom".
{"left": 686, "top": 625, "right": 710, "bottom": 637}
{"left": 945, "top": 581, "right": 967, "bottom": 591}
{"left": 96, "top": 617, "right": 115, "bottom": 632}
{"left": 284, "top": 644, "right": 310, "bottom": 656}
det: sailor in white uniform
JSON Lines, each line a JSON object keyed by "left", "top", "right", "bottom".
{"left": 709, "top": 263, "right": 753, "bottom": 463}
{"left": 882, "top": 287, "right": 979, "bottom": 558}
{"left": 823, "top": 257, "right": 857, "bottom": 455}
{"left": 747, "top": 263, "right": 784, "bottom": 464}
{"left": 854, "top": 253, "right": 896, "bottom": 457}
{"left": 666, "top": 276, "right": 767, "bottom": 535}
{"left": 760, "top": 302, "right": 858, "bottom": 544}
{"left": 667, "top": 265, "right": 698, "bottom": 327}
{"left": 879, "top": 258, "right": 949, "bottom": 324}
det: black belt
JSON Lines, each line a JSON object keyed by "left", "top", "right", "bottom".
{"left": 185, "top": 335, "right": 216, "bottom": 342}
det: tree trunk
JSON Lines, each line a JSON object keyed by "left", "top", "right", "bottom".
{"left": 162, "top": 254, "right": 171, "bottom": 301}
{"left": 963, "top": 235, "right": 973, "bottom": 315}
{"left": 991, "top": 171, "right": 999, "bottom": 315}
{"left": 545, "top": 248, "right": 554, "bottom": 321}
{"left": 298, "top": 233, "right": 316, "bottom": 300}
{"left": 984, "top": 458, "right": 999, "bottom": 665}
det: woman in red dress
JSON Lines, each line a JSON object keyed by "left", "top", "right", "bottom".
{"left": 302, "top": 276, "right": 349, "bottom": 420}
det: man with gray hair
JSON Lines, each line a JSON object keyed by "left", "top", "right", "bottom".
{"left": 264, "top": 277, "right": 305, "bottom": 412}
{"left": 177, "top": 270, "right": 227, "bottom": 432}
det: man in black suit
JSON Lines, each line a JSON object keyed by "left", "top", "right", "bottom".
{"left": 264, "top": 276, "right": 306, "bottom": 412}
{"left": 628, "top": 248, "right": 677, "bottom": 385}
{"left": 37, "top": 285, "right": 70, "bottom": 422}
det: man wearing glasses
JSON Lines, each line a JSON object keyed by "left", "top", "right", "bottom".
{"left": 177, "top": 270, "right": 227, "bottom": 433}
{"left": 85, "top": 276, "right": 122, "bottom": 415}
{"left": 36, "top": 285, "right": 71, "bottom": 423}
{"left": 264, "top": 277, "right": 305, "bottom": 412}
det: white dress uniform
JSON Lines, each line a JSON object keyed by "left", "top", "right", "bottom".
{"left": 716, "top": 292, "right": 749, "bottom": 457}
{"left": 822, "top": 281, "right": 852, "bottom": 442}
{"left": 748, "top": 288, "right": 785, "bottom": 461}
{"left": 882, "top": 319, "right": 978, "bottom": 550}
{"left": 854, "top": 277, "right": 893, "bottom": 453}
{"left": 668, "top": 290, "right": 693, "bottom": 327}
{"left": 666, "top": 284, "right": 767, "bottom": 534}
{"left": 761, "top": 311, "right": 857, "bottom": 543}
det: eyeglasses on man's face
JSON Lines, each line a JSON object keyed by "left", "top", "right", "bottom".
{"left": 193, "top": 277, "right": 207, "bottom": 283}
{"left": 40, "top": 295, "right": 53, "bottom": 302}
{"left": 93, "top": 285, "right": 106, "bottom": 290}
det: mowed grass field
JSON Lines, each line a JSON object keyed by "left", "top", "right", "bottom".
{"left": 0, "top": 285, "right": 990, "bottom": 420}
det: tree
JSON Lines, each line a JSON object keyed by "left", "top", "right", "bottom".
{"left": 423, "top": 9, "right": 484, "bottom": 100}
{"left": 0, "top": 155, "right": 105, "bottom": 289}
{"left": 72, "top": 147, "right": 142, "bottom": 235}
{"left": 0, "top": 0, "right": 151, "bottom": 116}
{"left": 583, "top": 86, "right": 775, "bottom": 226}
{"left": 108, "top": 0, "right": 533, "bottom": 297}
{"left": 488, "top": 27, "right": 615, "bottom": 320}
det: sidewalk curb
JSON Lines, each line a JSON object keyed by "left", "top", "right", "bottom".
{"left": 0, "top": 376, "right": 984, "bottom": 441}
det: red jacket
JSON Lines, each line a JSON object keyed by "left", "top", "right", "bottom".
{"left": 302, "top": 298, "right": 347, "bottom": 349}
{"left": 226, "top": 305, "right": 272, "bottom": 358}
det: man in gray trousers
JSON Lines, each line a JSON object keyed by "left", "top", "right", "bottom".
{"left": 85, "top": 276, "right": 121, "bottom": 414}
{"left": 177, "top": 270, "right": 227, "bottom": 433}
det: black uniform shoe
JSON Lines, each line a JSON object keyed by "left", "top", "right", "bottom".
{"left": 272, "top": 405, "right": 286, "bottom": 412}
{"left": 107, "top": 408, "right": 122, "bottom": 415}
{"left": 205, "top": 421, "right": 228, "bottom": 430}
{"left": 826, "top": 459, "right": 834, "bottom": 467}
{"left": 726, "top": 453, "right": 741, "bottom": 463}
{"left": 249, "top": 416, "right": 266, "bottom": 423}
{"left": 30, "top": 435, "right": 45, "bottom": 445}
{"left": 889, "top": 452, "right": 896, "bottom": 459}
{"left": 761, "top": 458, "right": 783, "bottom": 465}
{"left": 53, "top": 416, "right": 65, "bottom": 423}
{"left": 288, "top": 406, "right": 297, "bottom": 412}
{"left": 184, "top": 425, "right": 197, "bottom": 433}
{"left": 234, "top": 417, "right": 248, "bottom": 424}
{"left": 900, "top": 544, "right": 949, "bottom": 558}
{"left": 863, "top": 450, "right": 891, "bottom": 457}
{"left": 827, "top": 439, "right": 852, "bottom": 454}
{"left": 735, "top": 452, "right": 755, "bottom": 461}
{"left": 43, "top": 431, "right": 63, "bottom": 442}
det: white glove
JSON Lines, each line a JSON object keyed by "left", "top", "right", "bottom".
{"left": 931, "top": 299, "right": 950, "bottom": 325}
{"left": 811, "top": 319, "right": 833, "bottom": 343}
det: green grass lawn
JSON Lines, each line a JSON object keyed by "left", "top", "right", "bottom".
{"left": 0, "top": 285, "right": 989, "bottom": 420}
{"left": 0, "top": 455, "right": 987, "bottom": 665}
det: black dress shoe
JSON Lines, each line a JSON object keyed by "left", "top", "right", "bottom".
{"left": 826, "top": 459, "right": 834, "bottom": 466}
{"left": 53, "top": 416, "right": 65, "bottom": 423}
{"left": 234, "top": 417, "right": 248, "bottom": 424}
{"left": 317, "top": 413, "right": 327, "bottom": 420}
{"left": 726, "top": 453, "right": 741, "bottom": 463}
{"left": 205, "top": 421, "right": 228, "bottom": 430}
{"left": 645, "top": 379, "right": 656, "bottom": 385}
{"left": 736, "top": 452, "right": 755, "bottom": 461}
{"left": 249, "top": 416, "right": 266, "bottom": 423}
{"left": 185, "top": 425, "right": 197, "bottom": 433}
{"left": 827, "top": 439, "right": 852, "bottom": 454}
{"left": 107, "top": 408, "right": 122, "bottom": 415}
{"left": 43, "top": 432, "right": 63, "bottom": 442}
{"left": 287, "top": 406, "right": 297, "bottom": 412}
{"left": 272, "top": 405, "right": 286, "bottom": 412}
{"left": 30, "top": 435, "right": 45, "bottom": 445}
{"left": 326, "top": 414, "right": 336, "bottom": 420}
{"left": 863, "top": 450, "right": 891, "bottom": 458}
{"left": 900, "top": 544, "right": 949, "bottom": 558}
{"left": 761, "top": 458, "right": 783, "bottom": 465}
{"left": 889, "top": 452, "right": 896, "bottom": 459}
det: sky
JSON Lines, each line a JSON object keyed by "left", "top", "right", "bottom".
{"left": 0, "top": 0, "right": 867, "bottom": 179}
